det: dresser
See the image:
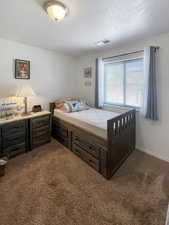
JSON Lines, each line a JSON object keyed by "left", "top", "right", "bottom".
{"left": 0, "top": 111, "right": 51, "bottom": 158}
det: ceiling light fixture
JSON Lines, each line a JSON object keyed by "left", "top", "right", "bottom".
{"left": 44, "top": 1, "right": 68, "bottom": 22}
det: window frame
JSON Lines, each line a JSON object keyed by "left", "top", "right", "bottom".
{"left": 103, "top": 57, "right": 144, "bottom": 109}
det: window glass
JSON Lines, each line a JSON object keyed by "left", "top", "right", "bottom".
{"left": 104, "top": 58, "right": 144, "bottom": 108}
{"left": 104, "top": 62, "right": 124, "bottom": 104}
{"left": 126, "top": 60, "right": 144, "bottom": 107}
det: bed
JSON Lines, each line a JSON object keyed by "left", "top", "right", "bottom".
{"left": 50, "top": 103, "right": 136, "bottom": 179}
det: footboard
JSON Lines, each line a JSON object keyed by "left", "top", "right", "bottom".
{"left": 107, "top": 109, "right": 136, "bottom": 178}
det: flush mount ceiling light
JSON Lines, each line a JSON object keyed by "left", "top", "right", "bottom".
{"left": 44, "top": 1, "right": 68, "bottom": 22}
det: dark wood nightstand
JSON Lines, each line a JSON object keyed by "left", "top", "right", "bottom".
{"left": 30, "top": 112, "right": 51, "bottom": 150}
{"left": 0, "top": 111, "right": 51, "bottom": 158}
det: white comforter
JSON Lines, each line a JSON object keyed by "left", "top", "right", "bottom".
{"left": 54, "top": 108, "right": 120, "bottom": 139}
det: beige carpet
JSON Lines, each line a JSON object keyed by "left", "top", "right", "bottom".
{"left": 0, "top": 140, "right": 169, "bottom": 225}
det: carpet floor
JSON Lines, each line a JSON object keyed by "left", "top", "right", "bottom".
{"left": 0, "top": 140, "right": 169, "bottom": 225}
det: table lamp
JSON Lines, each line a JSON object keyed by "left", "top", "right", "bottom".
{"left": 15, "top": 85, "right": 36, "bottom": 115}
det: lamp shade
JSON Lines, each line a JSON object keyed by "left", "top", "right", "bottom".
{"left": 15, "top": 85, "right": 36, "bottom": 97}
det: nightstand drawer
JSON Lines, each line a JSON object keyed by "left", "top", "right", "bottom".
{"left": 32, "top": 129, "right": 50, "bottom": 139}
{"left": 32, "top": 115, "right": 50, "bottom": 129}
{"left": 32, "top": 134, "right": 51, "bottom": 148}
{"left": 3, "top": 134, "right": 26, "bottom": 148}
{"left": 6, "top": 142, "right": 26, "bottom": 158}
{"left": 32, "top": 125, "right": 50, "bottom": 136}
{"left": 2, "top": 120, "right": 26, "bottom": 136}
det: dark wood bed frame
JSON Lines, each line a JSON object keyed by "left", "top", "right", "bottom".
{"left": 50, "top": 103, "right": 136, "bottom": 179}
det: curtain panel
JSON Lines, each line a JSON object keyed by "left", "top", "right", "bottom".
{"left": 95, "top": 47, "right": 159, "bottom": 121}
{"left": 143, "top": 46, "right": 159, "bottom": 121}
{"left": 95, "top": 58, "right": 104, "bottom": 108}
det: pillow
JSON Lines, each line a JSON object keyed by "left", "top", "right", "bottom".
{"left": 54, "top": 97, "right": 73, "bottom": 109}
{"left": 60, "top": 103, "right": 71, "bottom": 113}
{"left": 63, "top": 101, "right": 89, "bottom": 112}
{"left": 75, "top": 101, "right": 90, "bottom": 111}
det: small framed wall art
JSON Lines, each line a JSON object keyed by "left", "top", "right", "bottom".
{"left": 84, "top": 67, "right": 92, "bottom": 78}
{"left": 15, "top": 59, "right": 30, "bottom": 79}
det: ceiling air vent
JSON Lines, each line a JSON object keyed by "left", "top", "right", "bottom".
{"left": 96, "top": 40, "right": 111, "bottom": 46}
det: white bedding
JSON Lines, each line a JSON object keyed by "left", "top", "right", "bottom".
{"left": 54, "top": 108, "right": 120, "bottom": 139}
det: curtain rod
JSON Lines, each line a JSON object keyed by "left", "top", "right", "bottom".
{"left": 103, "top": 47, "right": 160, "bottom": 61}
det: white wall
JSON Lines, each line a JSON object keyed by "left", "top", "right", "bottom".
{"left": 1, "top": 33, "right": 169, "bottom": 163}
{"left": 75, "top": 32, "right": 169, "bottom": 162}
{"left": 0, "top": 38, "right": 76, "bottom": 110}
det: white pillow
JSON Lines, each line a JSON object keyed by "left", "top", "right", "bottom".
{"left": 59, "top": 103, "right": 70, "bottom": 112}
{"left": 60, "top": 101, "right": 89, "bottom": 113}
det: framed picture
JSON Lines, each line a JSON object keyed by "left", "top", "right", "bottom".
{"left": 84, "top": 67, "right": 92, "bottom": 78}
{"left": 84, "top": 81, "right": 92, "bottom": 87}
{"left": 15, "top": 59, "right": 30, "bottom": 79}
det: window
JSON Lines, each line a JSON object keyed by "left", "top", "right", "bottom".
{"left": 104, "top": 58, "right": 144, "bottom": 108}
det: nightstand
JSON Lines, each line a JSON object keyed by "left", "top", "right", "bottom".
{"left": 0, "top": 111, "right": 51, "bottom": 158}
{"left": 29, "top": 111, "right": 51, "bottom": 150}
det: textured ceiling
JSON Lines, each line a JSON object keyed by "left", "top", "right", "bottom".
{"left": 0, "top": 0, "right": 169, "bottom": 55}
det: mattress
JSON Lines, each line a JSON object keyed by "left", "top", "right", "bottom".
{"left": 54, "top": 108, "right": 120, "bottom": 139}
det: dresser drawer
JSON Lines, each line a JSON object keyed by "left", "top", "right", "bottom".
{"left": 32, "top": 129, "right": 50, "bottom": 138}
{"left": 5, "top": 142, "right": 26, "bottom": 158}
{"left": 73, "top": 135, "right": 100, "bottom": 158}
{"left": 32, "top": 134, "right": 51, "bottom": 148}
{"left": 73, "top": 144, "right": 100, "bottom": 171}
{"left": 32, "top": 115, "right": 50, "bottom": 129}
{"left": 3, "top": 134, "right": 26, "bottom": 148}
{"left": 2, "top": 120, "right": 26, "bottom": 136}
{"left": 32, "top": 124, "right": 50, "bottom": 134}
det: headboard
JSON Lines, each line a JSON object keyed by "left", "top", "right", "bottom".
{"left": 50, "top": 102, "right": 55, "bottom": 115}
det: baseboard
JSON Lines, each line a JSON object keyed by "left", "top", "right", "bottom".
{"left": 165, "top": 204, "right": 169, "bottom": 225}
{"left": 136, "top": 145, "right": 169, "bottom": 163}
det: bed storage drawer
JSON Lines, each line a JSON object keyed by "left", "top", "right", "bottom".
{"left": 73, "top": 134, "right": 100, "bottom": 158}
{"left": 52, "top": 125, "right": 68, "bottom": 138}
{"left": 73, "top": 144, "right": 100, "bottom": 171}
{"left": 52, "top": 118, "right": 69, "bottom": 147}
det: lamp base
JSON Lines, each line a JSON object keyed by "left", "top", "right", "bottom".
{"left": 23, "top": 97, "right": 28, "bottom": 115}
